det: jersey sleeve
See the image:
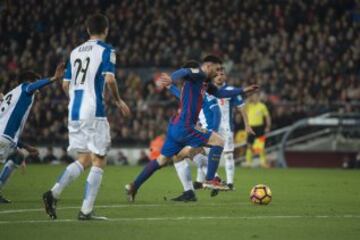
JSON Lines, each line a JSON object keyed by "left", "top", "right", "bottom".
{"left": 63, "top": 60, "right": 72, "bottom": 82}
{"left": 102, "top": 47, "right": 116, "bottom": 76}
{"left": 232, "top": 94, "right": 245, "bottom": 108}
{"left": 168, "top": 84, "right": 181, "bottom": 99}
{"left": 24, "top": 79, "right": 52, "bottom": 94}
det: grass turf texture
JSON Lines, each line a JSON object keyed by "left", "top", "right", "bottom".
{"left": 0, "top": 165, "right": 359, "bottom": 240}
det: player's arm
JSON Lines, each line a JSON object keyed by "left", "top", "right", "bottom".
{"left": 263, "top": 106, "right": 272, "bottom": 133}
{"left": 102, "top": 47, "right": 130, "bottom": 116}
{"left": 25, "top": 63, "right": 65, "bottom": 95}
{"left": 157, "top": 68, "right": 198, "bottom": 88}
{"left": 166, "top": 84, "right": 181, "bottom": 99}
{"left": 105, "top": 74, "right": 130, "bottom": 116}
{"left": 207, "top": 83, "right": 244, "bottom": 98}
{"left": 62, "top": 60, "right": 72, "bottom": 98}
{"left": 0, "top": 93, "right": 3, "bottom": 103}
{"left": 239, "top": 106, "right": 255, "bottom": 135}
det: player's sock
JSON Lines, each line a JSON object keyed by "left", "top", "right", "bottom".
{"left": 0, "top": 160, "right": 15, "bottom": 190}
{"left": 246, "top": 148, "right": 253, "bottom": 165}
{"left": 224, "top": 152, "right": 235, "bottom": 184}
{"left": 174, "top": 159, "right": 194, "bottom": 191}
{"left": 81, "top": 166, "right": 103, "bottom": 215}
{"left": 206, "top": 146, "right": 223, "bottom": 180}
{"left": 259, "top": 150, "right": 267, "bottom": 167}
{"left": 193, "top": 153, "right": 207, "bottom": 182}
{"left": 51, "top": 161, "right": 84, "bottom": 199}
{"left": 133, "top": 160, "right": 160, "bottom": 190}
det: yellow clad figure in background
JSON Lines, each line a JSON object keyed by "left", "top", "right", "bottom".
{"left": 245, "top": 93, "right": 271, "bottom": 168}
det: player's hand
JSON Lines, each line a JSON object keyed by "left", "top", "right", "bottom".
{"left": 244, "top": 85, "right": 259, "bottom": 95}
{"left": 115, "top": 99, "right": 131, "bottom": 117}
{"left": 265, "top": 126, "right": 271, "bottom": 133}
{"left": 27, "top": 146, "right": 39, "bottom": 156}
{"left": 51, "top": 62, "right": 65, "bottom": 81}
{"left": 157, "top": 73, "right": 172, "bottom": 88}
{"left": 0, "top": 93, "right": 3, "bottom": 102}
{"left": 245, "top": 125, "right": 256, "bottom": 135}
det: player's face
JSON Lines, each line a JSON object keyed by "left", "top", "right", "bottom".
{"left": 208, "top": 63, "right": 221, "bottom": 79}
{"left": 214, "top": 66, "right": 226, "bottom": 85}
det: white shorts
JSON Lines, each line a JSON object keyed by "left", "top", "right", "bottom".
{"left": 218, "top": 129, "right": 234, "bottom": 152}
{"left": 0, "top": 136, "right": 16, "bottom": 161}
{"left": 68, "top": 119, "right": 111, "bottom": 156}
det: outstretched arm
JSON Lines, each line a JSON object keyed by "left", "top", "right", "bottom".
{"left": 25, "top": 62, "right": 65, "bottom": 94}
{"left": 17, "top": 141, "right": 39, "bottom": 156}
{"left": 207, "top": 83, "right": 244, "bottom": 98}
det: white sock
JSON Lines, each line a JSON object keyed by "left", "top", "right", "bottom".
{"left": 193, "top": 153, "right": 207, "bottom": 183}
{"left": 81, "top": 166, "right": 104, "bottom": 214}
{"left": 51, "top": 161, "right": 84, "bottom": 199}
{"left": 174, "top": 159, "right": 193, "bottom": 191}
{"left": 0, "top": 160, "right": 16, "bottom": 190}
{"left": 224, "top": 152, "right": 235, "bottom": 184}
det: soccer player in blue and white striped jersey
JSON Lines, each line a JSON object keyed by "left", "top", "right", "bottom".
{"left": 0, "top": 64, "right": 65, "bottom": 203}
{"left": 43, "top": 14, "right": 130, "bottom": 221}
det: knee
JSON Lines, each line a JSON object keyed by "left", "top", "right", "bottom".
{"left": 215, "top": 136, "right": 225, "bottom": 147}
{"left": 92, "top": 155, "right": 107, "bottom": 169}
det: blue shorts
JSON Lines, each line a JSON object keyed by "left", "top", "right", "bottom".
{"left": 160, "top": 123, "right": 212, "bottom": 158}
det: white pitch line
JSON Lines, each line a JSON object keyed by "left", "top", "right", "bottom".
{"left": 0, "top": 215, "right": 360, "bottom": 225}
{"left": 0, "top": 202, "right": 248, "bottom": 215}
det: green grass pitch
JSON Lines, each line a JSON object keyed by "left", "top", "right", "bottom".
{"left": 0, "top": 165, "right": 359, "bottom": 240}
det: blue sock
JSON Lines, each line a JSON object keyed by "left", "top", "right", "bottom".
{"left": 134, "top": 160, "right": 161, "bottom": 190}
{"left": 0, "top": 160, "right": 15, "bottom": 189}
{"left": 206, "top": 146, "right": 223, "bottom": 180}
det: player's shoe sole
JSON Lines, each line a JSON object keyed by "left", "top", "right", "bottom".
{"left": 42, "top": 191, "right": 57, "bottom": 220}
{"left": 171, "top": 190, "right": 197, "bottom": 202}
{"left": 78, "top": 211, "right": 108, "bottom": 221}
{"left": 203, "top": 180, "right": 230, "bottom": 191}
{"left": 125, "top": 183, "right": 137, "bottom": 202}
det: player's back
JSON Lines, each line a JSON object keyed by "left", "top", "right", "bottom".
{"left": 0, "top": 84, "right": 34, "bottom": 143}
{"left": 171, "top": 68, "right": 207, "bottom": 126}
{"left": 65, "top": 39, "right": 115, "bottom": 121}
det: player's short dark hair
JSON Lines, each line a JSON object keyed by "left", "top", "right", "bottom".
{"left": 86, "top": 14, "right": 109, "bottom": 35}
{"left": 182, "top": 60, "right": 200, "bottom": 68}
{"left": 18, "top": 71, "right": 41, "bottom": 82}
{"left": 202, "top": 55, "right": 223, "bottom": 64}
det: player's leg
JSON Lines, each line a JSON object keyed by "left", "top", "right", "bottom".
{"left": 245, "top": 131, "right": 256, "bottom": 167}
{"left": 125, "top": 154, "right": 171, "bottom": 202}
{"left": 77, "top": 119, "right": 111, "bottom": 220}
{"left": 205, "top": 131, "right": 224, "bottom": 182}
{"left": 223, "top": 132, "right": 235, "bottom": 189}
{"left": 43, "top": 121, "right": 91, "bottom": 219}
{"left": 0, "top": 151, "right": 24, "bottom": 203}
{"left": 184, "top": 127, "right": 228, "bottom": 190}
{"left": 172, "top": 157, "right": 196, "bottom": 202}
{"left": 50, "top": 153, "right": 90, "bottom": 199}
{"left": 193, "top": 152, "right": 208, "bottom": 188}
{"left": 78, "top": 153, "right": 107, "bottom": 220}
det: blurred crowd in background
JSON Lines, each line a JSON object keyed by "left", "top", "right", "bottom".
{"left": 0, "top": 0, "right": 359, "bottom": 146}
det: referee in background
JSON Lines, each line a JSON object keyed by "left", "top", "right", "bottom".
{"left": 245, "top": 93, "right": 271, "bottom": 168}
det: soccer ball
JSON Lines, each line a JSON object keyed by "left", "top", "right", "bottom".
{"left": 250, "top": 184, "right": 272, "bottom": 205}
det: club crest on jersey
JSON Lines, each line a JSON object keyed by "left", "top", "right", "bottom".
{"left": 190, "top": 68, "right": 199, "bottom": 73}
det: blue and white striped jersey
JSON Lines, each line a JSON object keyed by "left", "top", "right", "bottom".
{"left": 217, "top": 84, "right": 245, "bottom": 132}
{"left": 0, "top": 84, "right": 35, "bottom": 145}
{"left": 64, "top": 39, "right": 116, "bottom": 121}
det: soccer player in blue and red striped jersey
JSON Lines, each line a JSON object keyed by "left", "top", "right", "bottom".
{"left": 125, "top": 56, "right": 258, "bottom": 202}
